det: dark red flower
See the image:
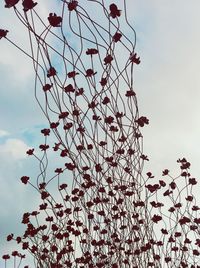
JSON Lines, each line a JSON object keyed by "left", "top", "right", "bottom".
{"left": 2, "top": 254, "right": 10, "bottom": 260}
{"left": 146, "top": 172, "right": 154, "bottom": 178}
{"left": 134, "top": 201, "right": 145, "bottom": 207}
{"left": 67, "top": 71, "right": 79, "bottom": 78}
{"left": 192, "top": 205, "right": 200, "bottom": 211}
{"left": 174, "top": 232, "right": 181, "bottom": 237}
{"left": 59, "top": 112, "right": 69, "bottom": 119}
{"left": 22, "top": 242, "right": 29, "bottom": 250}
{"left": 55, "top": 168, "right": 63, "bottom": 174}
{"left": 16, "top": 236, "right": 22, "bottom": 243}
{"left": 50, "top": 122, "right": 59, "bottom": 129}
{"left": 151, "top": 214, "right": 162, "bottom": 223}
{"left": 7, "top": 233, "right": 14, "bottom": 241}
{"left": 161, "top": 228, "right": 168, "bottom": 235}
{"left": 43, "top": 83, "right": 52, "bottom": 91}
{"left": 105, "top": 116, "right": 114, "bottom": 124}
{"left": 48, "top": 13, "right": 62, "bottom": 27}
{"left": 11, "top": 251, "right": 19, "bottom": 257}
{"left": 150, "top": 201, "right": 164, "bottom": 208}
{"left": 26, "top": 148, "right": 34, "bottom": 155}
{"left": 47, "top": 67, "right": 57, "bottom": 77}
{"left": 68, "top": 0, "right": 78, "bottom": 11}
{"left": 65, "top": 162, "right": 76, "bottom": 170}
{"left": 85, "top": 68, "right": 97, "bottom": 77}
{"left": 193, "top": 249, "right": 200, "bottom": 256}
{"left": 146, "top": 184, "right": 160, "bottom": 193}
{"left": 39, "top": 144, "right": 49, "bottom": 151}
{"left": 189, "top": 178, "right": 197, "bottom": 185}
{"left": 163, "top": 189, "right": 172, "bottom": 196}
{"left": 135, "top": 116, "right": 149, "bottom": 127}
{"left": 169, "top": 181, "right": 176, "bottom": 189}
{"left": 42, "top": 235, "right": 49, "bottom": 242}
{"left": 110, "top": 125, "right": 118, "bottom": 132}
{"left": 140, "top": 154, "right": 149, "bottom": 161}
{"left": 109, "top": 3, "right": 121, "bottom": 18}
{"left": 22, "top": 0, "right": 37, "bottom": 12}
{"left": 46, "top": 216, "right": 53, "bottom": 222}
{"left": 88, "top": 101, "right": 98, "bottom": 109}
{"left": 82, "top": 166, "right": 90, "bottom": 171}
{"left": 60, "top": 149, "right": 68, "bottom": 157}
{"left": 21, "top": 176, "right": 29, "bottom": 184}
{"left": 75, "top": 87, "right": 84, "bottom": 96}
{"left": 31, "top": 210, "right": 39, "bottom": 216}
{"left": 0, "top": 29, "right": 8, "bottom": 39}
{"left": 195, "top": 239, "right": 200, "bottom": 246}
{"left": 104, "top": 54, "right": 113, "bottom": 65}
{"left": 102, "top": 96, "right": 110, "bottom": 105}
{"left": 41, "top": 128, "right": 50, "bottom": 136}
{"left": 87, "top": 144, "right": 93, "bottom": 150}
{"left": 162, "top": 169, "right": 169, "bottom": 176}
{"left": 159, "top": 180, "right": 166, "bottom": 187}
{"left": 130, "top": 52, "right": 141, "bottom": 64}
{"left": 64, "top": 122, "right": 73, "bottom": 130}
{"left": 39, "top": 182, "right": 46, "bottom": 189}
{"left": 179, "top": 216, "right": 191, "bottom": 225}
{"left": 86, "top": 48, "right": 98, "bottom": 55}
{"left": 92, "top": 115, "right": 101, "bottom": 121}
{"left": 76, "top": 126, "right": 85, "bottom": 133}
{"left": 181, "top": 171, "right": 189, "bottom": 177}
{"left": 64, "top": 84, "right": 75, "bottom": 93}
{"left": 168, "top": 207, "right": 175, "bottom": 213}
{"left": 174, "top": 202, "right": 182, "bottom": 208}
{"left": 4, "top": 0, "right": 19, "bottom": 8}
{"left": 165, "top": 257, "right": 171, "bottom": 263}
{"left": 113, "top": 32, "right": 122, "bottom": 42}
{"left": 125, "top": 90, "right": 136, "bottom": 97}
{"left": 180, "top": 160, "right": 191, "bottom": 169}
{"left": 194, "top": 218, "right": 200, "bottom": 224}
{"left": 153, "top": 254, "right": 160, "bottom": 260}
{"left": 73, "top": 109, "right": 80, "bottom": 116}
{"left": 41, "top": 191, "right": 50, "bottom": 200}
{"left": 100, "top": 77, "right": 107, "bottom": 86}
{"left": 51, "top": 245, "right": 58, "bottom": 251}
{"left": 190, "top": 225, "right": 198, "bottom": 231}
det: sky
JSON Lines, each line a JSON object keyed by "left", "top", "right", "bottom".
{"left": 1, "top": 0, "right": 200, "bottom": 267}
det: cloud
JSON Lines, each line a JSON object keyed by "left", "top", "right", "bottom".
{"left": 0, "top": 129, "right": 9, "bottom": 138}
{"left": 0, "top": 136, "right": 41, "bottom": 267}
{"left": 0, "top": 138, "right": 29, "bottom": 160}
{"left": 0, "top": 0, "right": 61, "bottom": 84}
{"left": 0, "top": 1, "right": 64, "bottom": 134}
{"left": 124, "top": 1, "right": 200, "bottom": 175}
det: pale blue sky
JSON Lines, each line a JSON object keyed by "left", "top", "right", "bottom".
{"left": 1, "top": 1, "right": 200, "bottom": 267}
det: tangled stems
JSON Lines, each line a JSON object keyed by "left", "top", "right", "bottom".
{"left": 1, "top": 1, "right": 200, "bottom": 267}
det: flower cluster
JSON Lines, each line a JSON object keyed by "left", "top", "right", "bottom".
{"left": 2, "top": 1, "right": 200, "bottom": 267}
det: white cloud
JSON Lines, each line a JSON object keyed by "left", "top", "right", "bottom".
{"left": 126, "top": 1, "right": 200, "bottom": 175}
{"left": 0, "top": 0, "right": 59, "bottom": 84}
{"left": 0, "top": 129, "right": 9, "bottom": 137}
{"left": 0, "top": 138, "right": 28, "bottom": 160}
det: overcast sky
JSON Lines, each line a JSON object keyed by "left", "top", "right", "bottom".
{"left": 1, "top": 1, "right": 200, "bottom": 267}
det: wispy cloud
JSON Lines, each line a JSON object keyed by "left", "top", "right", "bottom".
{"left": 0, "top": 129, "right": 9, "bottom": 138}
{"left": 125, "top": 1, "right": 200, "bottom": 176}
{"left": 0, "top": 138, "right": 28, "bottom": 160}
